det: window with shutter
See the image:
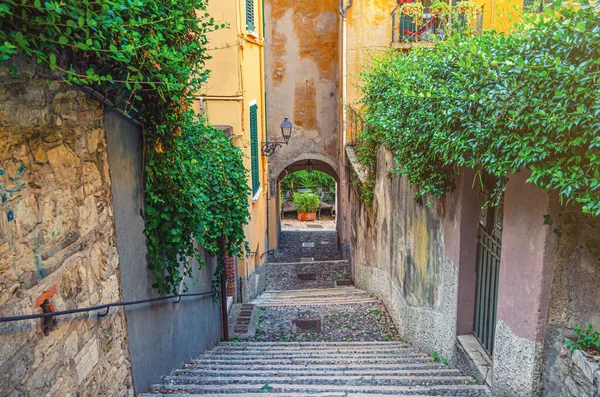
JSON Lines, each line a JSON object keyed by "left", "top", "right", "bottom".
{"left": 246, "top": 0, "right": 255, "bottom": 32}
{"left": 250, "top": 104, "right": 260, "bottom": 197}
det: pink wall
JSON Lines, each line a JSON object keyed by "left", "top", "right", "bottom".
{"left": 497, "top": 170, "right": 559, "bottom": 342}
{"left": 443, "top": 168, "right": 480, "bottom": 335}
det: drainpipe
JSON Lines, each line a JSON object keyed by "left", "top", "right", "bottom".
{"left": 339, "top": 0, "right": 353, "bottom": 150}
{"left": 338, "top": 1, "right": 353, "bottom": 245}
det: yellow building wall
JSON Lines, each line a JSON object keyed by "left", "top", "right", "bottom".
{"left": 200, "top": 0, "right": 268, "bottom": 281}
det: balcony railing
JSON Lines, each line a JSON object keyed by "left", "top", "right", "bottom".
{"left": 347, "top": 105, "right": 366, "bottom": 146}
{"left": 391, "top": 5, "right": 484, "bottom": 47}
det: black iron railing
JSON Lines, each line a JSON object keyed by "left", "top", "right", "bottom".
{"left": 347, "top": 105, "right": 366, "bottom": 146}
{"left": 0, "top": 290, "right": 217, "bottom": 324}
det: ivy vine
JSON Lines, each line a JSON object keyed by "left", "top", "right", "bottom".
{"left": 356, "top": 0, "right": 600, "bottom": 215}
{"left": 0, "top": 0, "right": 250, "bottom": 294}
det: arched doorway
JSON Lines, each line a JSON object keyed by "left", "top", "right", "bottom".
{"left": 268, "top": 158, "right": 340, "bottom": 252}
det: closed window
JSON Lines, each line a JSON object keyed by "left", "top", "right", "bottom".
{"left": 250, "top": 103, "right": 260, "bottom": 197}
{"left": 246, "top": 0, "right": 255, "bottom": 32}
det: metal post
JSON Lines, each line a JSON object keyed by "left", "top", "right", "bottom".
{"left": 218, "top": 236, "right": 229, "bottom": 342}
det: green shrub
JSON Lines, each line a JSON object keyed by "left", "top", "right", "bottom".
{"left": 293, "top": 192, "right": 320, "bottom": 214}
{"left": 357, "top": 0, "right": 600, "bottom": 215}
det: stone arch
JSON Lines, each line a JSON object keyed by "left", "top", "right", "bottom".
{"left": 268, "top": 156, "right": 341, "bottom": 251}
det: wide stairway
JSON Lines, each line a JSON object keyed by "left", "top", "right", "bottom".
{"left": 141, "top": 230, "right": 490, "bottom": 396}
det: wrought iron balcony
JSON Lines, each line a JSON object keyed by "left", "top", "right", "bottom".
{"left": 391, "top": 4, "right": 484, "bottom": 48}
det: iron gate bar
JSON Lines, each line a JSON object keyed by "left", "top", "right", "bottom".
{"left": 0, "top": 290, "right": 217, "bottom": 324}
{"left": 474, "top": 227, "right": 502, "bottom": 354}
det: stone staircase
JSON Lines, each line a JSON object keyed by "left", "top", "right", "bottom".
{"left": 140, "top": 341, "right": 490, "bottom": 396}
{"left": 140, "top": 230, "right": 491, "bottom": 396}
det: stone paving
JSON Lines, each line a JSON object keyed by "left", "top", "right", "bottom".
{"left": 281, "top": 216, "right": 337, "bottom": 231}
{"left": 141, "top": 230, "right": 491, "bottom": 396}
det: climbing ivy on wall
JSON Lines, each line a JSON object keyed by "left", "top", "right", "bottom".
{"left": 356, "top": 0, "right": 600, "bottom": 215}
{"left": 0, "top": 0, "right": 250, "bottom": 294}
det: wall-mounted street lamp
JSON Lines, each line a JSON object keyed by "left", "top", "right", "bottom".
{"left": 261, "top": 117, "right": 293, "bottom": 157}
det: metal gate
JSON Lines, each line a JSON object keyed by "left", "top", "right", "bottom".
{"left": 474, "top": 195, "right": 503, "bottom": 355}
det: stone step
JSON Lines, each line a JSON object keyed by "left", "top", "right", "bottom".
{"left": 147, "top": 383, "right": 490, "bottom": 395}
{"left": 137, "top": 392, "right": 460, "bottom": 397}
{"left": 254, "top": 293, "right": 372, "bottom": 301}
{"left": 172, "top": 369, "right": 463, "bottom": 377}
{"left": 202, "top": 348, "right": 424, "bottom": 358}
{"left": 189, "top": 357, "right": 435, "bottom": 366}
{"left": 140, "top": 394, "right": 348, "bottom": 397}
{"left": 259, "top": 288, "right": 365, "bottom": 296}
{"left": 268, "top": 260, "right": 349, "bottom": 266}
{"left": 210, "top": 345, "right": 413, "bottom": 353}
{"left": 203, "top": 351, "right": 422, "bottom": 358}
{"left": 217, "top": 341, "right": 409, "bottom": 347}
{"left": 163, "top": 375, "right": 475, "bottom": 386}
{"left": 256, "top": 299, "right": 379, "bottom": 307}
{"left": 181, "top": 363, "right": 452, "bottom": 371}
{"left": 199, "top": 352, "right": 427, "bottom": 361}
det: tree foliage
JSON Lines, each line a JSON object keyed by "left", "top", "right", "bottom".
{"left": 357, "top": 0, "right": 600, "bottom": 215}
{"left": 0, "top": 0, "right": 250, "bottom": 294}
{"left": 280, "top": 171, "right": 336, "bottom": 195}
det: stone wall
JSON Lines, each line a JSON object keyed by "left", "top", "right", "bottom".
{"left": 0, "top": 60, "right": 133, "bottom": 396}
{"left": 542, "top": 207, "right": 600, "bottom": 396}
{"left": 551, "top": 347, "right": 600, "bottom": 396}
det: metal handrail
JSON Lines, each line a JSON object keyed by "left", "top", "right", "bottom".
{"left": 0, "top": 290, "right": 217, "bottom": 324}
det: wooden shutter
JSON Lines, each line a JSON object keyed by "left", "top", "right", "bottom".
{"left": 246, "top": 0, "right": 255, "bottom": 31}
{"left": 250, "top": 104, "right": 259, "bottom": 196}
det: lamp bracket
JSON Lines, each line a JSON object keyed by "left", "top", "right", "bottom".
{"left": 261, "top": 141, "right": 288, "bottom": 157}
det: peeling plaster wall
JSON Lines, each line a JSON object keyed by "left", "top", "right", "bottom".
{"left": 349, "top": 148, "right": 459, "bottom": 362}
{"left": 264, "top": 0, "right": 340, "bottom": 184}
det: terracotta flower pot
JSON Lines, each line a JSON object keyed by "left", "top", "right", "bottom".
{"left": 298, "top": 212, "right": 317, "bottom": 221}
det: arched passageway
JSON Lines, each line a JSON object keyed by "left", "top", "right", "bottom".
{"left": 268, "top": 158, "right": 340, "bottom": 252}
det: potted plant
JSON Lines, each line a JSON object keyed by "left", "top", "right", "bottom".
{"left": 293, "top": 192, "right": 320, "bottom": 221}
{"left": 399, "top": 1, "right": 424, "bottom": 24}
{"left": 430, "top": 0, "right": 450, "bottom": 16}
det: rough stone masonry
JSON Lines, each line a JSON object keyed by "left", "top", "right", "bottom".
{"left": 0, "top": 59, "right": 134, "bottom": 396}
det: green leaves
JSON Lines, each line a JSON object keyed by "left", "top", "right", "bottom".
{"left": 356, "top": 0, "right": 600, "bottom": 217}
{"left": 293, "top": 192, "right": 321, "bottom": 214}
{"left": 0, "top": 0, "right": 250, "bottom": 295}
{"left": 565, "top": 323, "right": 600, "bottom": 353}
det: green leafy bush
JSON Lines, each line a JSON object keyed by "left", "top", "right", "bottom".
{"left": 565, "top": 323, "right": 600, "bottom": 354}
{"left": 293, "top": 192, "right": 320, "bottom": 214}
{"left": 357, "top": 0, "right": 600, "bottom": 215}
{"left": 0, "top": 0, "right": 250, "bottom": 294}
{"left": 281, "top": 171, "right": 336, "bottom": 195}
